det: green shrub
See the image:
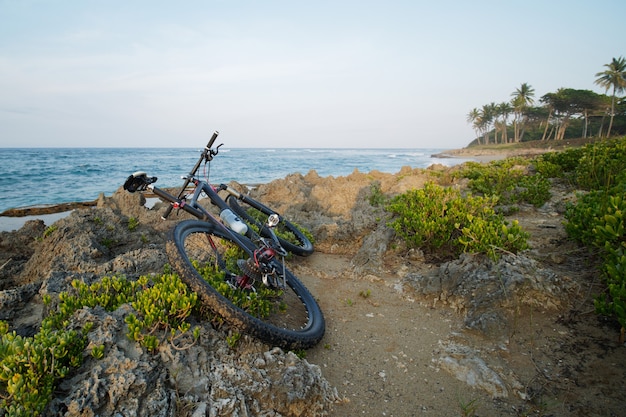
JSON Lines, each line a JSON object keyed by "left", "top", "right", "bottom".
{"left": 244, "top": 208, "right": 315, "bottom": 246}
{"left": 533, "top": 157, "right": 563, "bottom": 179}
{"left": 44, "top": 276, "right": 144, "bottom": 330}
{"left": 535, "top": 147, "right": 586, "bottom": 177}
{"left": 2, "top": 272, "right": 201, "bottom": 415}
{"left": 125, "top": 273, "right": 199, "bottom": 351}
{"left": 127, "top": 216, "right": 139, "bottom": 231}
{"left": 0, "top": 325, "right": 86, "bottom": 416}
{"left": 386, "top": 182, "right": 528, "bottom": 261}
{"left": 459, "top": 158, "right": 551, "bottom": 207}
{"left": 562, "top": 138, "right": 626, "bottom": 337}
{"left": 575, "top": 138, "right": 626, "bottom": 190}
{"left": 516, "top": 175, "right": 552, "bottom": 207}
{"left": 535, "top": 137, "right": 626, "bottom": 190}
{"left": 566, "top": 184, "right": 626, "bottom": 332}
{"left": 368, "top": 181, "right": 386, "bottom": 207}
{"left": 194, "top": 257, "right": 283, "bottom": 321}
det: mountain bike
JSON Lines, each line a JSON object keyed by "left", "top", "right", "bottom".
{"left": 123, "top": 131, "right": 324, "bottom": 349}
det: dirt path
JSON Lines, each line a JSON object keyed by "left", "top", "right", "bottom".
{"left": 289, "top": 201, "right": 626, "bottom": 416}
{"left": 294, "top": 254, "right": 494, "bottom": 416}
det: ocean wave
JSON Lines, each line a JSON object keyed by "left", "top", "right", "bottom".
{"left": 0, "top": 147, "right": 454, "bottom": 212}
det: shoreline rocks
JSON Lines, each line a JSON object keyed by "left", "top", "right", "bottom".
{"left": 1, "top": 157, "right": 616, "bottom": 416}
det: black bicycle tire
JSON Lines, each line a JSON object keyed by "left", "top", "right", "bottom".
{"left": 227, "top": 195, "right": 314, "bottom": 257}
{"left": 166, "top": 220, "right": 324, "bottom": 350}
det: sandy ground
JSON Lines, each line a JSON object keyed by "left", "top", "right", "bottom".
{"left": 291, "top": 196, "right": 626, "bottom": 417}
{"left": 299, "top": 255, "right": 481, "bottom": 416}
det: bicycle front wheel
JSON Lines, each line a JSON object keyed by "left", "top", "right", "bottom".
{"left": 166, "top": 220, "right": 325, "bottom": 350}
{"left": 227, "top": 195, "right": 314, "bottom": 256}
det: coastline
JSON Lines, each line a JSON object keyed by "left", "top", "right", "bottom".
{"left": 0, "top": 146, "right": 547, "bottom": 232}
{"left": 431, "top": 145, "right": 553, "bottom": 162}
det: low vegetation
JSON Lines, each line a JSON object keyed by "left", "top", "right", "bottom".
{"left": 540, "top": 137, "right": 626, "bottom": 340}
{"left": 458, "top": 157, "right": 551, "bottom": 208}
{"left": 1, "top": 272, "right": 200, "bottom": 416}
{"left": 386, "top": 136, "right": 626, "bottom": 340}
{"left": 386, "top": 182, "right": 529, "bottom": 261}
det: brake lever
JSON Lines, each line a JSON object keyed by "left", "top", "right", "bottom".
{"left": 204, "top": 143, "right": 224, "bottom": 162}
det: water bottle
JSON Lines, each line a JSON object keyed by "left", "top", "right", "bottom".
{"left": 219, "top": 209, "right": 248, "bottom": 235}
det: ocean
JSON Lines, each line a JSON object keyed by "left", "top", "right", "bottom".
{"left": 0, "top": 147, "right": 470, "bottom": 230}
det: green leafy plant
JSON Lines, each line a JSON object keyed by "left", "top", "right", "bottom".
{"left": 192, "top": 244, "right": 283, "bottom": 321}
{"left": 534, "top": 147, "right": 586, "bottom": 180}
{"left": 125, "top": 273, "right": 199, "bottom": 351}
{"left": 574, "top": 138, "right": 626, "bottom": 190}
{"left": 91, "top": 344, "right": 105, "bottom": 359}
{"left": 43, "top": 225, "right": 57, "bottom": 238}
{"left": 535, "top": 137, "right": 626, "bottom": 190}
{"left": 292, "top": 349, "right": 307, "bottom": 359}
{"left": 565, "top": 184, "right": 626, "bottom": 339}
{"left": 561, "top": 137, "right": 626, "bottom": 340}
{"left": 45, "top": 276, "right": 145, "bottom": 330}
{"left": 1, "top": 272, "right": 202, "bottom": 415}
{"left": 458, "top": 396, "right": 480, "bottom": 417}
{"left": 386, "top": 182, "right": 528, "bottom": 261}
{"left": 368, "top": 181, "right": 386, "bottom": 207}
{"left": 100, "top": 237, "right": 117, "bottom": 249}
{"left": 36, "top": 225, "right": 58, "bottom": 242}
{"left": 127, "top": 216, "right": 139, "bottom": 231}
{"left": 459, "top": 158, "right": 551, "bottom": 208}
{"left": 0, "top": 323, "right": 86, "bottom": 416}
{"left": 226, "top": 332, "right": 241, "bottom": 349}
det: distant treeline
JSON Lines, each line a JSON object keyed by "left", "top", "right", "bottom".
{"left": 467, "top": 57, "right": 626, "bottom": 145}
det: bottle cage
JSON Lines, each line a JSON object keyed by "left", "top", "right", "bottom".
{"left": 123, "top": 172, "right": 157, "bottom": 193}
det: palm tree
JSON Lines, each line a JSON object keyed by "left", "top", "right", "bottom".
{"left": 511, "top": 83, "right": 535, "bottom": 142}
{"left": 495, "top": 102, "right": 512, "bottom": 143}
{"left": 594, "top": 56, "right": 626, "bottom": 137}
{"left": 480, "top": 103, "right": 497, "bottom": 145}
{"left": 466, "top": 108, "right": 482, "bottom": 144}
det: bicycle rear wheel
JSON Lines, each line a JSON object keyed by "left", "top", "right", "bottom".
{"left": 227, "top": 195, "right": 314, "bottom": 256}
{"left": 166, "top": 220, "right": 325, "bottom": 350}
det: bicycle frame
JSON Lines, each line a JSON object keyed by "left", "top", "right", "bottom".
{"left": 138, "top": 131, "right": 288, "bottom": 260}
{"left": 151, "top": 178, "right": 228, "bottom": 223}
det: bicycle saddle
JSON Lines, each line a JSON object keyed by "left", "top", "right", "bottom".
{"left": 124, "top": 171, "right": 157, "bottom": 193}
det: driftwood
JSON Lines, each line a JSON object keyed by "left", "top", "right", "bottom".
{"left": 0, "top": 201, "right": 97, "bottom": 217}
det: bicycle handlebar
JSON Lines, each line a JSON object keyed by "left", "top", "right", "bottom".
{"left": 161, "top": 131, "right": 220, "bottom": 219}
{"left": 206, "top": 130, "right": 220, "bottom": 150}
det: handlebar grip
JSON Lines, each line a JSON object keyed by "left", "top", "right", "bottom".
{"left": 206, "top": 131, "right": 219, "bottom": 149}
{"left": 161, "top": 204, "right": 174, "bottom": 219}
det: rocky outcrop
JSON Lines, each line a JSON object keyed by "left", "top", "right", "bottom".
{"left": 0, "top": 164, "right": 594, "bottom": 413}
{"left": 1, "top": 181, "right": 343, "bottom": 416}
{"left": 46, "top": 305, "right": 339, "bottom": 417}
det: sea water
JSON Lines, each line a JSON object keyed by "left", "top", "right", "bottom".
{"left": 0, "top": 147, "right": 469, "bottom": 218}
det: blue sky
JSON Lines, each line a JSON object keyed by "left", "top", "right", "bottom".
{"left": 0, "top": 1, "right": 624, "bottom": 149}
